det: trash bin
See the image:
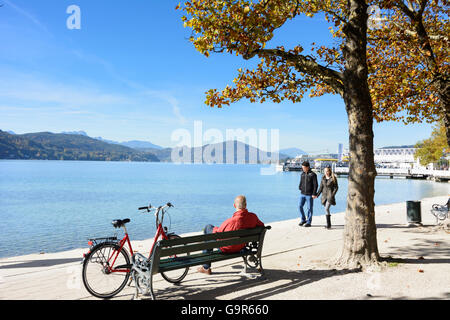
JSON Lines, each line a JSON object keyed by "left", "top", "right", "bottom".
{"left": 406, "top": 200, "right": 422, "bottom": 224}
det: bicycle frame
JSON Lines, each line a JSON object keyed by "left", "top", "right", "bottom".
{"left": 106, "top": 232, "right": 134, "bottom": 273}
{"left": 106, "top": 206, "right": 170, "bottom": 273}
{"left": 148, "top": 221, "right": 170, "bottom": 258}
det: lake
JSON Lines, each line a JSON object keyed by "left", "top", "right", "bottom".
{"left": 0, "top": 160, "right": 449, "bottom": 258}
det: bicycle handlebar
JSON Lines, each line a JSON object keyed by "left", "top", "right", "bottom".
{"left": 138, "top": 202, "right": 174, "bottom": 211}
{"left": 138, "top": 202, "right": 174, "bottom": 227}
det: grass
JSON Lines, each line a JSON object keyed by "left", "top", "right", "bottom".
{"left": 388, "top": 262, "right": 400, "bottom": 267}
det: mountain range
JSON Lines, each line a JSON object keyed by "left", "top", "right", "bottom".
{"left": 58, "top": 130, "right": 305, "bottom": 156}
{"left": 0, "top": 130, "right": 293, "bottom": 163}
{"left": 61, "top": 131, "right": 164, "bottom": 150}
{"left": 0, "top": 130, "right": 159, "bottom": 162}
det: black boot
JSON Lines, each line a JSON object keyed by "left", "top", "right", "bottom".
{"left": 325, "top": 214, "right": 331, "bottom": 229}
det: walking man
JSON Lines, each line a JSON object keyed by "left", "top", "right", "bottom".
{"left": 298, "top": 161, "right": 318, "bottom": 227}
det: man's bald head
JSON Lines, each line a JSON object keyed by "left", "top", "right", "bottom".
{"left": 234, "top": 195, "right": 247, "bottom": 210}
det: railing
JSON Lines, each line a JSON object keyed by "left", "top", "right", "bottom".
{"left": 334, "top": 167, "right": 450, "bottom": 178}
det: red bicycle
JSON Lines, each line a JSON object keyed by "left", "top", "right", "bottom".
{"left": 82, "top": 202, "right": 189, "bottom": 299}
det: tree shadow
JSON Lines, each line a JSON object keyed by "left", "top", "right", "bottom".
{"left": 376, "top": 223, "right": 447, "bottom": 232}
{"left": 0, "top": 258, "right": 82, "bottom": 269}
{"left": 363, "top": 292, "right": 450, "bottom": 300}
{"left": 150, "top": 268, "right": 360, "bottom": 300}
{"left": 376, "top": 224, "right": 415, "bottom": 229}
{"left": 381, "top": 238, "right": 450, "bottom": 264}
{"left": 306, "top": 225, "right": 345, "bottom": 229}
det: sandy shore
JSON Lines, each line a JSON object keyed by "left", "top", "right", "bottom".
{"left": 0, "top": 194, "right": 449, "bottom": 300}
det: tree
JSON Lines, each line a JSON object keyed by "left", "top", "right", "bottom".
{"left": 178, "top": 0, "right": 380, "bottom": 268}
{"left": 415, "top": 121, "right": 449, "bottom": 166}
{"left": 367, "top": 0, "right": 450, "bottom": 145}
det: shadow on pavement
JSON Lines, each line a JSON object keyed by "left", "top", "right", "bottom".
{"left": 148, "top": 268, "right": 360, "bottom": 300}
{"left": 0, "top": 258, "right": 82, "bottom": 269}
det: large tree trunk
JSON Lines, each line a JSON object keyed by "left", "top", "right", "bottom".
{"left": 337, "top": 0, "right": 380, "bottom": 268}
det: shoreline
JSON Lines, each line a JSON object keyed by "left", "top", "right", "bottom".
{"left": 0, "top": 194, "right": 448, "bottom": 300}
{"left": 2, "top": 161, "right": 449, "bottom": 260}
{"left": 0, "top": 194, "right": 447, "bottom": 261}
{"left": 0, "top": 194, "right": 448, "bottom": 261}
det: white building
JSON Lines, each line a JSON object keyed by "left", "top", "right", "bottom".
{"left": 374, "top": 147, "right": 425, "bottom": 169}
{"left": 284, "top": 145, "right": 440, "bottom": 171}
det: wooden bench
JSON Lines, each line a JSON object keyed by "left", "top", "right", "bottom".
{"left": 134, "top": 226, "right": 271, "bottom": 300}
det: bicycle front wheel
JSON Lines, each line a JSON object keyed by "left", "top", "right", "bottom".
{"left": 160, "top": 234, "right": 190, "bottom": 284}
{"left": 82, "top": 242, "right": 131, "bottom": 299}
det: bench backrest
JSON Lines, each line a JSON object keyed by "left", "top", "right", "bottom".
{"left": 149, "top": 226, "right": 270, "bottom": 273}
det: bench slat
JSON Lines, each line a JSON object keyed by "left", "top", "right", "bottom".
{"left": 158, "top": 251, "right": 245, "bottom": 272}
{"left": 159, "top": 234, "right": 260, "bottom": 257}
{"left": 159, "top": 227, "right": 266, "bottom": 247}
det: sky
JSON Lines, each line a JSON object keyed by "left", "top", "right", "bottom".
{"left": 0, "top": 0, "right": 435, "bottom": 153}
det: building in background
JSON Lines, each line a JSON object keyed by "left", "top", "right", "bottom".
{"left": 338, "top": 143, "right": 343, "bottom": 162}
{"left": 279, "top": 144, "right": 439, "bottom": 172}
{"left": 374, "top": 146, "right": 421, "bottom": 169}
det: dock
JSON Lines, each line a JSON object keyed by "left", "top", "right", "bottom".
{"left": 277, "top": 164, "right": 450, "bottom": 181}
{"left": 334, "top": 167, "right": 450, "bottom": 182}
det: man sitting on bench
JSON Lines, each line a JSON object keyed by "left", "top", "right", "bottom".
{"left": 197, "top": 195, "right": 265, "bottom": 275}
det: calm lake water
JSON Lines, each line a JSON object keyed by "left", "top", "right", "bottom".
{"left": 0, "top": 160, "right": 449, "bottom": 258}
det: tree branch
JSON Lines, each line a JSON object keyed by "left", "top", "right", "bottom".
{"left": 379, "top": 17, "right": 448, "bottom": 41}
{"left": 395, "top": 0, "right": 417, "bottom": 20}
{"left": 245, "top": 48, "right": 345, "bottom": 96}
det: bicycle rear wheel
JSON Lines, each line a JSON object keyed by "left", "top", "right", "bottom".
{"left": 82, "top": 242, "right": 131, "bottom": 299}
{"left": 160, "top": 234, "right": 190, "bottom": 284}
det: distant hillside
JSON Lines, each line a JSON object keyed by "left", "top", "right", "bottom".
{"left": 61, "top": 130, "right": 88, "bottom": 136}
{"left": 0, "top": 130, "right": 289, "bottom": 163}
{"left": 279, "top": 147, "right": 307, "bottom": 158}
{"left": 120, "top": 140, "right": 163, "bottom": 150}
{"left": 139, "top": 147, "right": 173, "bottom": 162}
{"left": 168, "top": 140, "right": 289, "bottom": 163}
{"left": 0, "top": 130, "right": 159, "bottom": 162}
{"left": 58, "top": 131, "right": 164, "bottom": 150}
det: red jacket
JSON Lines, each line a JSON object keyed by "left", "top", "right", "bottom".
{"left": 213, "top": 209, "right": 265, "bottom": 253}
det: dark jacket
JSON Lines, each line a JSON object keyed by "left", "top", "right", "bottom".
{"left": 299, "top": 170, "right": 318, "bottom": 196}
{"left": 316, "top": 176, "right": 339, "bottom": 206}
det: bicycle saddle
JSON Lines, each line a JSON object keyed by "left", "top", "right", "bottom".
{"left": 112, "top": 219, "right": 130, "bottom": 228}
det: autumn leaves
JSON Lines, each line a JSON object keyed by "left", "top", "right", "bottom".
{"left": 176, "top": 1, "right": 448, "bottom": 138}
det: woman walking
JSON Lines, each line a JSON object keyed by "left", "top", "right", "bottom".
{"left": 316, "top": 167, "right": 339, "bottom": 229}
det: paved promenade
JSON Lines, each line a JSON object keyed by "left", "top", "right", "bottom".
{"left": 1, "top": 195, "right": 449, "bottom": 300}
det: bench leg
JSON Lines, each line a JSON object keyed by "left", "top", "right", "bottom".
{"left": 133, "top": 274, "right": 140, "bottom": 300}
{"left": 243, "top": 257, "right": 249, "bottom": 274}
{"left": 149, "top": 274, "right": 156, "bottom": 300}
{"left": 257, "top": 256, "right": 267, "bottom": 280}
{"left": 131, "top": 271, "right": 156, "bottom": 300}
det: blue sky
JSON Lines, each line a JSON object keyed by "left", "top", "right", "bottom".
{"left": 0, "top": 0, "right": 434, "bottom": 153}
